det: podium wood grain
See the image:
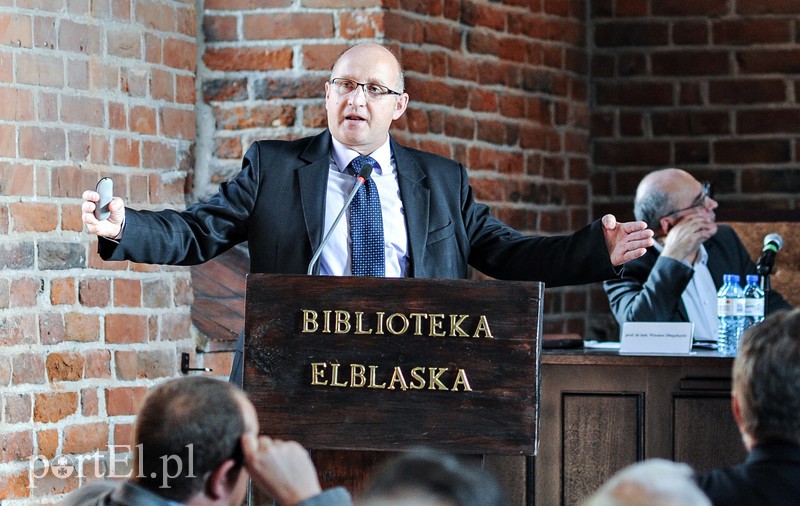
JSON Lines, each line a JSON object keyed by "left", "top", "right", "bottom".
{"left": 243, "top": 274, "right": 542, "bottom": 454}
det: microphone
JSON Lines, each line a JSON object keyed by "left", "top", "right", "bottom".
{"left": 756, "top": 233, "right": 783, "bottom": 275}
{"left": 763, "top": 233, "right": 783, "bottom": 253}
{"left": 306, "top": 163, "right": 374, "bottom": 275}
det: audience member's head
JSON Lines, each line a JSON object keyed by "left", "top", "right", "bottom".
{"left": 583, "top": 459, "right": 710, "bottom": 506}
{"left": 732, "top": 307, "right": 800, "bottom": 449}
{"left": 358, "top": 447, "right": 507, "bottom": 506}
{"left": 131, "top": 376, "right": 255, "bottom": 503}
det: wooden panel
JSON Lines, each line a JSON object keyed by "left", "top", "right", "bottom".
{"left": 191, "top": 246, "right": 248, "bottom": 351}
{"left": 673, "top": 394, "right": 747, "bottom": 472}
{"left": 562, "top": 393, "right": 643, "bottom": 506}
{"left": 244, "top": 274, "right": 543, "bottom": 455}
{"left": 483, "top": 455, "right": 531, "bottom": 506}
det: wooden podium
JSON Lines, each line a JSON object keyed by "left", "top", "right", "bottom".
{"left": 243, "top": 274, "right": 542, "bottom": 499}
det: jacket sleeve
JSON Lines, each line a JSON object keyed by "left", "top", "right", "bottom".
{"left": 603, "top": 253, "right": 694, "bottom": 324}
{"left": 98, "top": 143, "right": 262, "bottom": 265}
{"left": 296, "top": 487, "right": 353, "bottom": 506}
{"left": 459, "top": 166, "right": 617, "bottom": 287}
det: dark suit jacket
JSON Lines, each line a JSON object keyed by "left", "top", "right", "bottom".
{"left": 100, "top": 130, "right": 616, "bottom": 286}
{"left": 695, "top": 441, "right": 800, "bottom": 506}
{"left": 603, "top": 225, "right": 791, "bottom": 325}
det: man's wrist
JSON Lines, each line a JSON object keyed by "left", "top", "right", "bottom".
{"left": 111, "top": 219, "right": 125, "bottom": 242}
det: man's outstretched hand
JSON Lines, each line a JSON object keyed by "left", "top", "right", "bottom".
{"left": 81, "top": 189, "right": 125, "bottom": 239}
{"left": 602, "top": 214, "right": 654, "bottom": 266}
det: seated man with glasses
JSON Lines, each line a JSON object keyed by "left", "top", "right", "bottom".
{"left": 603, "top": 168, "right": 791, "bottom": 342}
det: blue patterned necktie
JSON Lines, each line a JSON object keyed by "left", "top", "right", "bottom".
{"left": 349, "top": 155, "right": 385, "bottom": 277}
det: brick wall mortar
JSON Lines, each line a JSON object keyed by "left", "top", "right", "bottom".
{"left": 1, "top": 0, "right": 198, "bottom": 502}
{"left": 589, "top": 5, "right": 800, "bottom": 216}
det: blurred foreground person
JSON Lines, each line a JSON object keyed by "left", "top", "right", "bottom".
{"left": 584, "top": 459, "right": 710, "bottom": 506}
{"left": 695, "top": 308, "right": 800, "bottom": 505}
{"left": 358, "top": 448, "right": 507, "bottom": 506}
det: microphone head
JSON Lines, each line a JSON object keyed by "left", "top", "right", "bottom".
{"left": 764, "top": 233, "right": 783, "bottom": 251}
{"left": 358, "top": 163, "right": 374, "bottom": 181}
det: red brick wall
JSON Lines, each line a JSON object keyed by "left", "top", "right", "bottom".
{"left": 199, "top": 0, "right": 592, "bottom": 335}
{"left": 587, "top": 1, "right": 800, "bottom": 337}
{"left": 0, "top": 1, "right": 199, "bottom": 501}
{"left": 590, "top": 0, "right": 800, "bottom": 219}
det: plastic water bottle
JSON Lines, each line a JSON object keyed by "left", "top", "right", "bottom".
{"left": 743, "top": 274, "right": 765, "bottom": 330}
{"left": 717, "top": 274, "right": 745, "bottom": 356}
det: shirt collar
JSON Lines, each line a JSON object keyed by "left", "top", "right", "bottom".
{"left": 330, "top": 135, "right": 393, "bottom": 176}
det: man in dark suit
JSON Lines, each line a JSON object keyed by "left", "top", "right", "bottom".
{"left": 695, "top": 308, "right": 800, "bottom": 505}
{"left": 603, "top": 168, "right": 791, "bottom": 341}
{"left": 82, "top": 43, "right": 653, "bottom": 378}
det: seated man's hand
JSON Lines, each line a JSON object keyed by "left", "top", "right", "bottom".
{"left": 660, "top": 212, "right": 717, "bottom": 263}
{"left": 242, "top": 434, "right": 322, "bottom": 506}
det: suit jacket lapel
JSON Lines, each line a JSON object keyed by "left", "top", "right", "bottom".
{"left": 391, "top": 138, "right": 429, "bottom": 278}
{"left": 298, "top": 131, "right": 333, "bottom": 256}
{"left": 703, "top": 234, "right": 725, "bottom": 288}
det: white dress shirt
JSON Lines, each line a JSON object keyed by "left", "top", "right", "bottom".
{"left": 318, "top": 136, "right": 409, "bottom": 277}
{"left": 654, "top": 242, "right": 718, "bottom": 340}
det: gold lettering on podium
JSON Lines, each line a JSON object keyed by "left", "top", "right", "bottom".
{"left": 309, "top": 362, "right": 473, "bottom": 392}
{"left": 300, "top": 309, "right": 493, "bottom": 339}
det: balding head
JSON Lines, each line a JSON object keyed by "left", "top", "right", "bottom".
{"left": 325, "top": 42, "right": 409, "bottom": 154}
{"left": 634, "top": 168, "right": 702, "bottom": 232}
{"left": 331, "top": 42, "right": 404, "bottom": 93}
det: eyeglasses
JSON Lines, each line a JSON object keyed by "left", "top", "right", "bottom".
{"left": 329, "top": 78, "right": 402, "bottom": 99}
{"left": 662, "top": 181, "right": 713, "bottom": 218}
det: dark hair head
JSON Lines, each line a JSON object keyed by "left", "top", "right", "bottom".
{"left": 360, "top": 447, "right": 507, "bottom": 506}
{"left": 131, "top": 376, "right": 246, "bottom": 501}
{"left": 734, "top": 308, "right": 800, "bottom": 444}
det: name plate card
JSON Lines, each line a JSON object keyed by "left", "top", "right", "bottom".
{"left": 620, "top": 322, "right": 693, "bottom": 355}
{"left": 243, "top": 274, "right": 543, "bottom": 455}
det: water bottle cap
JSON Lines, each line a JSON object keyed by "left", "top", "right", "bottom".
{"left": 723, "top": 274, "right": 739, "bottom": 283}
{"left": 746, "top": 274, "right": 759, "bottom": 283}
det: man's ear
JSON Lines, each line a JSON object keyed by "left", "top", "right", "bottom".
{"left": 205, "top": 459, "right": 240, "bottom": 500}
{"left": 731, "top": 393, "right": 743, "bottom": 429}
{"left": 392, "top": 93, "right": 409, "bottom": 120}
{"left": 731, "top": 392, "right": 755, "bottom": 450}
{"left": 658, "top": 216, "right": 673, "bottom": 236}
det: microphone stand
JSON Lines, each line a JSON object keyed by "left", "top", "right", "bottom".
{"left": 756, "top": 254, "right": 774, "bottom": 315}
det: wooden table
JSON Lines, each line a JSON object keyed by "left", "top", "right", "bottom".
{"left": 487, "top": 348, "right": 746, "bottom": 505}
{"left": 264, "top": 348, "right": 746, "bottom": 506}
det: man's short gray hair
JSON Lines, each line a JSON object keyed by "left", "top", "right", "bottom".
{"left": 584, "top": 459, "right": 711, "bottom": 506}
